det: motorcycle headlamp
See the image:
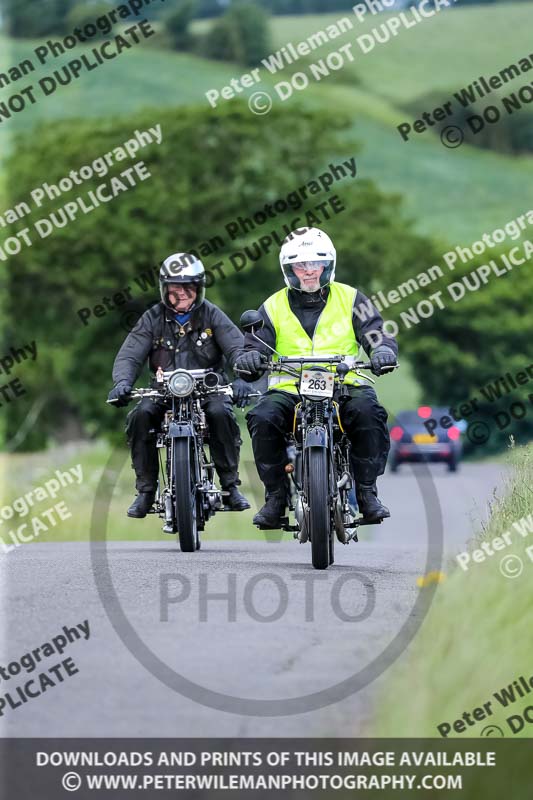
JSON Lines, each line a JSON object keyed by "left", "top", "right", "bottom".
{"left": 168, "top": 370, "right": 195, "bottom": 397}
{"left": 203, "top": 372, "right": 220, "bottom": 389}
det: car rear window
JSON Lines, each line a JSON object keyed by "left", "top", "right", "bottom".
{"left": 395, "top": 410, "right": 452, "bottom": 430}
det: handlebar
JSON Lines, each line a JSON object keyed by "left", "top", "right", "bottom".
{"left": 235, "top": 355, "right": 378, "bottom": 376}
{"left": 154, "top": 368, "right": 217, "bottom": 380}
{"left": 107, "top": 384, "right": 234, "bottom": 404}
{"left": 235, "top": 355, "right": 399, "bottom": 382}
{"left": 274, "top": 356, "right": 372, "bottom": 369}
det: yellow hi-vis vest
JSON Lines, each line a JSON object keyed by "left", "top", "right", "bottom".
{"left": 263, "top": 282, "right": 365, "bottom": 394}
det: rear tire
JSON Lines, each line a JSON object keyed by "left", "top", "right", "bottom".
{"left": 307, "top": 446, "right": 331, "bottom": 570}
{"left": 173, "top": 438, "right": 198, "bottom": 552}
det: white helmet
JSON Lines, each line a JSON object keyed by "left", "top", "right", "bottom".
{"left": 160, "top": 252, "right": 206, "bottom": 311}
{"left": 279, "top": 227, "right": 336, "bottom": 292}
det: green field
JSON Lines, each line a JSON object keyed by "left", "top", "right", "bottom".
{"left": 1, "top": 3, "right": 532, "bottom": 242}
{"left": 266, "top": 5, "right": 533, "bottom": 103}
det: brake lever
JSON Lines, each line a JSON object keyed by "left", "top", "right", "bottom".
{"left": 353, "top": 370, "right": 376, "bottom": 385}
{"left": 106, "top": 389, "right": 162, "bottom": 404}
{"left": 380, "top": 363, "right": 400, "bottom": 374}
{"left": 106, "top": 394, "right": 133, "bottom": 405}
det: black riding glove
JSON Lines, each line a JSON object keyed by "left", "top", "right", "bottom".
{"left": 370, "top": 346, "right": 397, "bottom": 376}
{"left": 107, "top": 380, "right": 132, "bottom": 407}
{"left": 234, "top": 351, "right": 265, "bottom": 381}
{"left": 232, "top": 378, "right": 253, "bottom": 409}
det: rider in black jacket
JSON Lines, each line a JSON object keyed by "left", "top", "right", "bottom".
{"left": 108, "top": 253, "right": 252, "bottom": 518}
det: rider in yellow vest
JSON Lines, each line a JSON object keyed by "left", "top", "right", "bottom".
{"left": 234, "top": 227, "right": 398, "bottom": 529}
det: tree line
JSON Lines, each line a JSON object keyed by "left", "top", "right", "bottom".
{"left": 3, "top": 102, "right": 531, "bottom": 453}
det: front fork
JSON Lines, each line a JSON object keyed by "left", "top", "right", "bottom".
{"left": 298, "top": 418, "right": 335, "bottom": 541}
{"left": 335, "top": 441, "right": 359, "bottom": 539}
{"left": 154, "top": 404, "right": 215, "bottom": 531}
{"left": 152, "top": 419, "right": 172, "bottom": 526}
{"left": 158, "top": 421, "right": 198, "bottom": 530}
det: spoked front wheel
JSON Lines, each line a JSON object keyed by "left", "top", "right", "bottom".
{"left": 172, "top": 438, "right": 199, "bottom": 552}
{"left": 307, "top": 446, "right": 332, "bottom": 570}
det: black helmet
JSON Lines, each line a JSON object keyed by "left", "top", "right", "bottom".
{"left": 159, "top": 253, "right": 206, "bottom": 312}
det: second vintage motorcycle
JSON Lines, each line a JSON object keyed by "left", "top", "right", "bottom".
{"left": 109, "top": 366, "right": 235, "bottom": 552}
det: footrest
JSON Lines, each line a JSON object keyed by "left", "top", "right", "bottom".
{"left": 255, "top": 516, "right": 290, "bottom": 531}
{"left": 354, "top": 516, "right": 384, "bottom": 527}
{"left": 344, "top": 529, "right": 358, "bottom": 543}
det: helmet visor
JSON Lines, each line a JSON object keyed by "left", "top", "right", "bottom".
{"left": 290, "top": 260, "right": 331, "bottom": 271}
{"left": 162, "top": 278, "right": 205, "bottom": 312}
{"left": 282, "top": 260, "right": 334, "bottom": 291}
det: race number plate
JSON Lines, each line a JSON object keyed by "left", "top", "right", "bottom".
{"left": 299, "top": 370, "right": 335, "bottom": 398}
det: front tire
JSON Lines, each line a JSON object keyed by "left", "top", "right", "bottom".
{"left": 173, "top": 438, "right": 199, "bottom": 552}
{"left": 307, "top": 446, "right": 331, "bottom": 570}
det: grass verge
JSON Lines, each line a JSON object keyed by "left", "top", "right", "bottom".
{"left": 372, "top": 441, "right": 533, "bottom": 738}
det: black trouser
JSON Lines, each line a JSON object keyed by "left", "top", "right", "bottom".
{"left": 246, "top": 386, "right": 389, "bottom": 493}
{"left": 125, "top": 395, "right": 242, "bottom": 493}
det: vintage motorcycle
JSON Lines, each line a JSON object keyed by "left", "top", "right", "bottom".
{"left": 109, "top": 367, "right": 235, "bottom": 552}
{"left": 239, "top": 310, "right": 397, "bottom": 570}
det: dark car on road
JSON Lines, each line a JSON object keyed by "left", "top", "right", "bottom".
{"left": 389, "top": 407, "right": 463, "bottom": 472}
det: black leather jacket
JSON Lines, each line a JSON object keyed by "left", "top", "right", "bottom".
{"left": 112, "top": 301, "right": 243, "bottom": 386}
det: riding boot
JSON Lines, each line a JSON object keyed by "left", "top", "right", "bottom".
{"left": 252, "top": 490, "right": 286, "bottom": 529}
{"left": 356, "top": 482, "right": 390, "bottom": 522}
{"left": 223, "top": 485, "right": 251, "bottom": 511}
{"left": 127, "top": 490, "right": 156, "bottom": 519}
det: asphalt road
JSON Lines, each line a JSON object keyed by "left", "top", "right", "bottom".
{"left": 1, "top": 461, "right": 508, "bottom": 737}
